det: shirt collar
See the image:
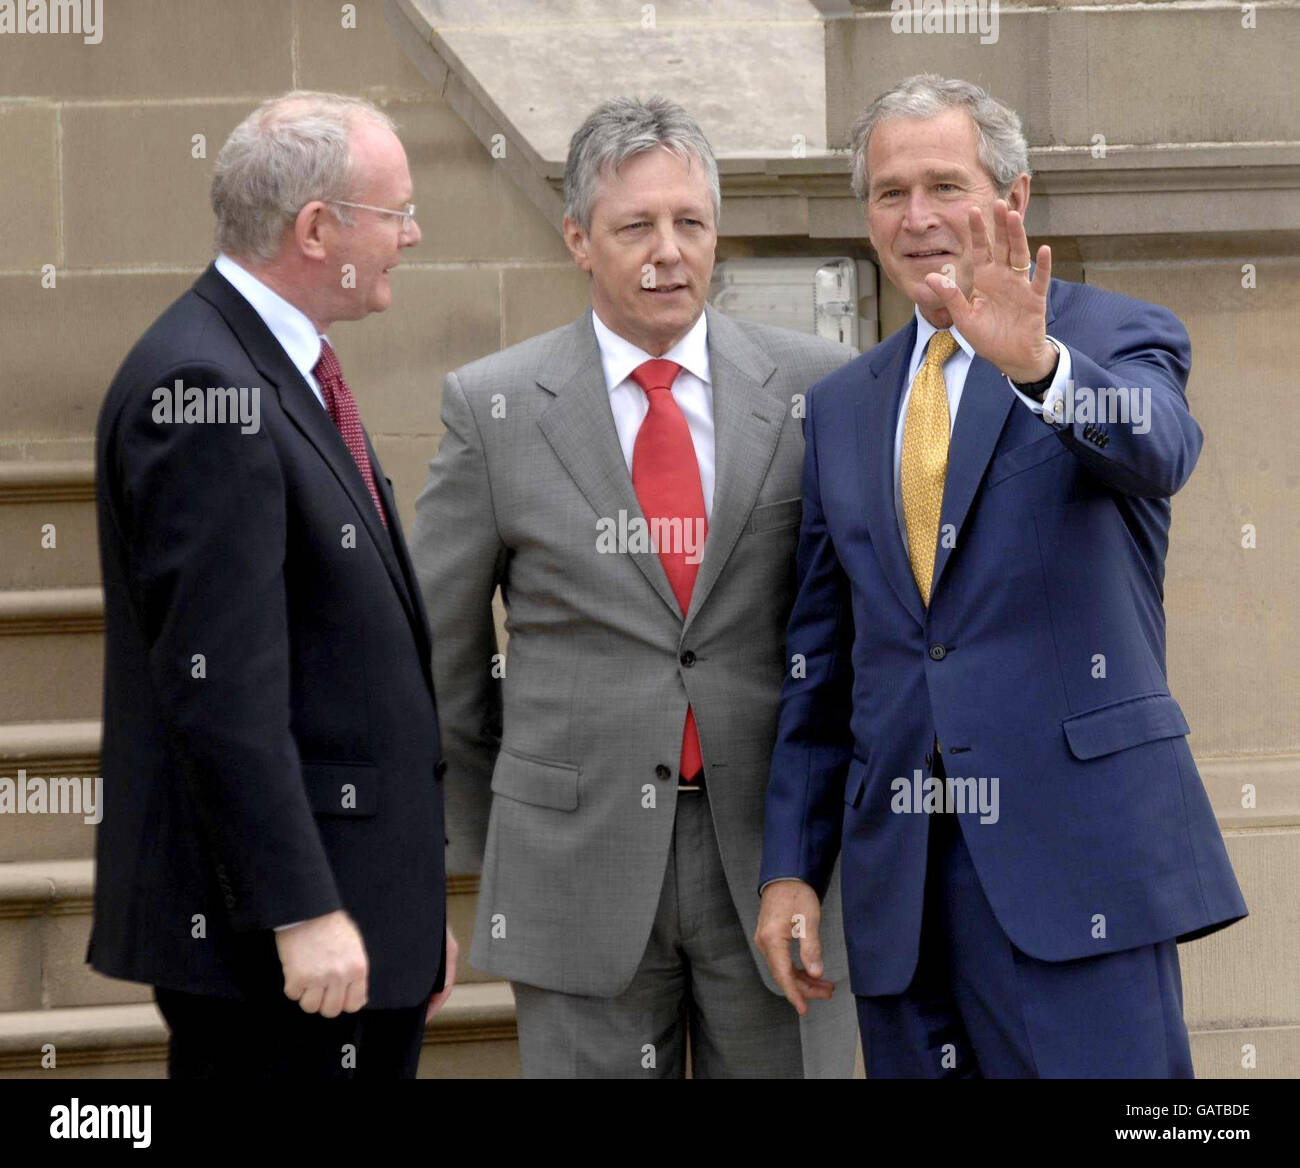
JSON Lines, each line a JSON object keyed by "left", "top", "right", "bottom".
{"left": 591, "top": 308, "right": 711, "bottom": 394}
{"left": 912, "top": 305, "right": 974, "bottom": 363}
{"left": 214, "top": 253, "right": 325, "bottom": 381}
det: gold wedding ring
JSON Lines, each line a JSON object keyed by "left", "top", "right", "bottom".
{"left": 1010, "top": 261, "right": 1032, "bottom": 272}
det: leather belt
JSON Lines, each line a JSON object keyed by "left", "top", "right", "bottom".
{"left": 678, "top": 770, "right": 706, "bottom": 792}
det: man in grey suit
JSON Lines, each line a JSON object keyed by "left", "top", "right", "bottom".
{"left": 409, "top": 96, "right": 855, "bottom": 1078}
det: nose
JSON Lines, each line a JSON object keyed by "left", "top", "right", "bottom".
{"left": 901, "top": 189, "right": 938, "bottom": 233}
{"left": 648, "top": 221, "right": 682, "bottom": 267}
{"left": 402, "top": 214, "right": 421, "bottom": 247}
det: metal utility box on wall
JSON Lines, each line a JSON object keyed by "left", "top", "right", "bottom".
{"left": 709, "top": 257, "right": 878, "bottom": 350}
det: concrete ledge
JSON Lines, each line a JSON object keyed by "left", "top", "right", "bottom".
{"left": 0, "top": 982, "right": 518, "bottom": 1077}
{"left": 1204, "top": 755, "right": 1300, "bottom": 829}
{"left": 0, "top": 997, "right": 1287, "bottom": 1079}
{"left": 0, "top": 1003, "right": 166, "bottom": 1073}
{"left": 0, "top": 461, "right": 95, "bottom": 505}
{"left": 0, "top": 588, "right": 103, "bottom": 637}
{"left": 0, "top": 720, "right": 100, "bottom": 769}
{"left": 1190, "top": 1023, "right": 1300, "bottom": 1080}
{"left": 0, "top": 721, "right": 101, "bottom": 864}
{"left": 0, "top": 860, "right": 92, "bottom": 919}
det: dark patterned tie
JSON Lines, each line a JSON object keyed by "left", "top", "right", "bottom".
{"left": 313, "top": 339, "right": 387, "bottom": 528}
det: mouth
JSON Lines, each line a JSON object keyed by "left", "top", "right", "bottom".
{"left": 903, "top": 249, "right": 953, "bottom": 261}
{"left": 643, "top": 282, "right": 688, "bottom": 295}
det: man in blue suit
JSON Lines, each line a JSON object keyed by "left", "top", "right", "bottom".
{"left": 754, "top": 75, "right": 1247, "bottom": 1078}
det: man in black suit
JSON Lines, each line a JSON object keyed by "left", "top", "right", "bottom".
{"left": 89, "top": 90, "right": 453, "bottom": 1079}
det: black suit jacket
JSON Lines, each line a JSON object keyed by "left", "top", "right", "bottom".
{"left": 88, "top": 264, "right": 446, "bottom": 1008}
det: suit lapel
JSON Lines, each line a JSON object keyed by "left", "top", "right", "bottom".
{"left": 929, "top": 356, "right": 1015, "bottom": 598}
{"left": 859, "top": 321, "right": 926, "bottom": 627}
{"left": 683, "top": 307, "right": 783, "bottom": 631}
{"left": 535, "top": 311, "right": 681, "bottom": 620}
{"left": 194, "top": 266, "right": 422, "bottom": 638}
{"left": 929, "top": 283, "right": 1060, "bottom": 599}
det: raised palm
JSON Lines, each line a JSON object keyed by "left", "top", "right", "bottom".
{"left": 924, "top": 199, "right": 1055, "bottom": 384}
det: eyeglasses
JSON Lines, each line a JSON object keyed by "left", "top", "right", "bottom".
{"left": 328, "top": 200, "right": 417, "bottom": 231}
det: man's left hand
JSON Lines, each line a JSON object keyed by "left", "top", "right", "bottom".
{"left": 426, "top": 925, "right": 459, "bottom": 1022}
{"left": 924, "top": 199, "right": 1056, "bottom": 384}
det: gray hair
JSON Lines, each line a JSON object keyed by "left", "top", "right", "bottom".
{"left": 564, "top": 95, "right": 721, "bottom": 233}
{"left": 211, "top": 90, "right": 397, "bottom": 261}
{"left": 850, "top": 74, "right": 1030, "bottom": 201}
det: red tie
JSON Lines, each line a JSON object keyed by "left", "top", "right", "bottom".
{"left": 313, "top": 339, "right": 387, "bottom": 528}
{"left": 630, "top": 358, "right": 707, "bottom": 783}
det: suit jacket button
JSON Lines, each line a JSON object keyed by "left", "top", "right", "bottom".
{"left": 928, "top": 643, "right": 947, "bottom": 661}
{"left": 654, "top": 764, "right": 672, "bottom": 781}
{"left": 679, "top": 650, "right": 696, "bottom": 667}
{"left": 434, "top": 759, "right": 448, "bottom": 780}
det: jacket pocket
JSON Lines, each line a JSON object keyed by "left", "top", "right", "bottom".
{"left": 986, "top": 432, "right": 1068, "bottom": 486}
{"left": 491, "top": 747, "right": 580, "bottom": 811}
{"left": 1062, "top": 693, "right": 1191, "bottom": 760}
{"left": 302, "top": 761, "right": 378, "bottom": 817}
{"left": 749, "top": 497, "right": 802, "bottom": 534}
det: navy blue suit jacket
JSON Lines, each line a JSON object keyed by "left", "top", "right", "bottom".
{"left": 760, "top": 277, "right": 1247, "bottom": 997}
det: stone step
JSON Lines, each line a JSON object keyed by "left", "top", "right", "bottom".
{"left": 0, "top": 588, "right": 103, "bottom": 723}
{"left": 0, "top": 981, "right": 519, "bottom": 1079}
{"left": 0, "top": 462, "right": 100, "bottom": 590}
{"left": 0, "top": 992, "right": 1286, "bottom": 1080}
{"left": 0, "top": 860, "right": 144, "bottom": 1012}
{"left": 0, "top": 859, "right": 492, "bottom": 1012}
{"left": 0, "top": 720, "right": 101, "bottom": 862}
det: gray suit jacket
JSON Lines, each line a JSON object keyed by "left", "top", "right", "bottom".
{"left": 409, "top": 305, "right": 852, "bottom": 998}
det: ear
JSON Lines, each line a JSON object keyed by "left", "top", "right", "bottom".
{"left": 1005, "top": 172, "right": 1031, "bottom": 217}
{"left": 294, "top": 200, "right": 332, "bottom": 261}
{"left": 563, "top": 216, "right": 592, "bottom": 273}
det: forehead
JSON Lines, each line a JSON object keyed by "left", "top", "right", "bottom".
{"left": 592, "top": 146, "right": 713, "bottom": 214}
{"left": 866, "top": 109, "right": 982, "bottom": 182}
{"left": 349, "top": 121, "right": 410, "bottom": 188}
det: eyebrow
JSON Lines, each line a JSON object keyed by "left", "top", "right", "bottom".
{"left": 871, "top": 167, "right": 969, "bottom": 192}
{"left": 610, "top": 203, "right": 712, "bottom": 222}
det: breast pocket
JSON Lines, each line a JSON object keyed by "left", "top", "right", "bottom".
{"left": 491, "top": 747, "right": 580, "bottom": 811}
{"left": 986, "top": 432, "right": 1068, "bottom": 486}
{"left": 749, "top": 497, "right": 802, "bottom": 534}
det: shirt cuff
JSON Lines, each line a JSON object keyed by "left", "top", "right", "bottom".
{"left": 759, "top": 877, "right": 806, "bottom": 894}
{"left": 272, "top": 920, "right": 305, "bottom": 932}
{"left": 1007, "top": 336, "right": 1070, "bottom": 424}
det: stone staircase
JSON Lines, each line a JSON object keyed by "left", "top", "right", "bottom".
{"left": 0, "top": 460, "right": 519, "bottom": 1078}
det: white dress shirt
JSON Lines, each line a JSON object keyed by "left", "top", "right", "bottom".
{"left": 214, "top": 253, "right": 330, "bottom": 410}
{"left": 592, "top": 309, "right": 715, "bottom": 519}
{"left": 894, "top": 308, "right": 1072, "bottom": 550}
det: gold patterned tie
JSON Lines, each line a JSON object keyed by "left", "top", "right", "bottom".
{"left": 901, "top": 329, "right": 959, "bottom": 606}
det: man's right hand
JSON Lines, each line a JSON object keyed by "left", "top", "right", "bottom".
{"left": 754, "top": 880, "right": 836, "bottom": 1016}
{"left": 274, "top": 909, "right": 369, "bottom": 1017}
